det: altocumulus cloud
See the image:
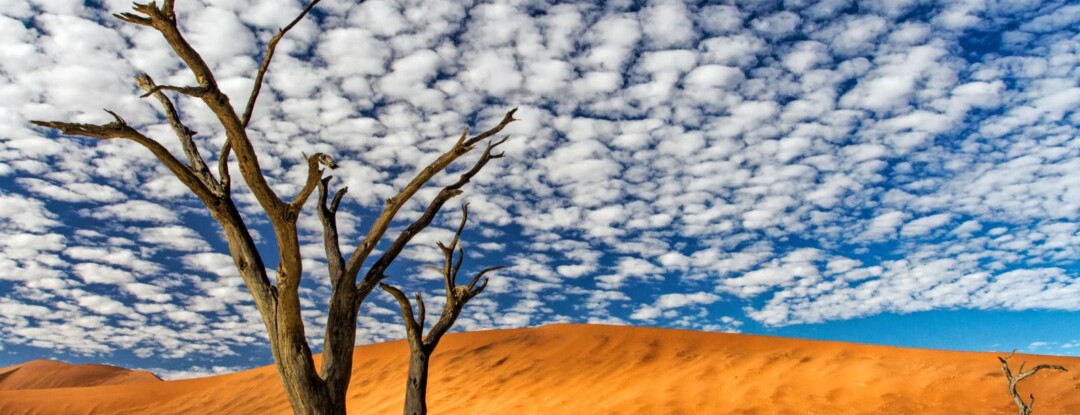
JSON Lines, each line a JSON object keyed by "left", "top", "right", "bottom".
{"left": 0, "top": 0, "right": 1077, "bottom": 375}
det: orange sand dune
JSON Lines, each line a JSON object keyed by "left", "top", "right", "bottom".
{"left": 1, "top": 324, "right": 1077, "bottom": 414}
{"left": 0, "top": 359, "right": 161, "bottom": 391}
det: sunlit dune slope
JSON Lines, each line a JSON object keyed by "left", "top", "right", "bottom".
{"left": 0, "top": 359, "right": 161, "bottom": 391}
{"left": 1, "top": 324, "right": 1077, "bottom": 414}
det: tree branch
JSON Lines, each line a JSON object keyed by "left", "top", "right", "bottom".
{"left": 115, "top": 1, "right": 286, "bottom": 216}
{"left": 466, "top": 265, "right": 504, "bottom": 295}
{"left": 114, "top": 11, "right": 152, "bottom": 26}
{"left": 317, "top": 176, "right": 347, "bottom": 285}
{"left": 379, "top": 283, "right": 422, "bottom": 349}
{"left": 290, "top": 153, "right": 338, "bottom": 217}
{"left": 30, "top": 111, "right": 215, "bottom": 201}
{"left": 116, "top": 3, "right": 218, "bottom": 88}
{"left": 356, "top": 135, "right": 511, "bottom": 298}
{"left": 1016, "top": 363, "right": 1068, "bottom": 381}
{"left": 439, "top": 204, "right": 502, "bottom": 300}
{"left": 138, "top": 84, "right": 211, "bottom": 99}
{"left": 420, "top": 204, "right": 505, "bottom": 351}
{"left": 330, "top": 184, "right": 347, "bottom": 213}
{"left": 241, "top": 0, "right": 322, "bottom": 128}
{"left": 440, "top": 203, "right": 469, "bottom": 296}
{"left": 415, "top": 292, "right": 426, "bottom": 330}
{"left": 345, "top": 109, "right": 517, "bottom": 293}
{"left": 161, "top": 0, "right": 175, "bottom": 17}
{"left": 135, "top": 73, "right": 219, "bottom": 192}
{"left": 218, "top": 138, "right": 233, "bottom": 192}
{"left": 463, "top": 109, "right": 517, "bottom": 147}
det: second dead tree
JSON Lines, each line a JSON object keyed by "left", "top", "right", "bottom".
{"left": 998, "top": 350, "right": 1068, "bottom": 415}
{"left": 380, "top": 203, "right": 504, "bottom": 415}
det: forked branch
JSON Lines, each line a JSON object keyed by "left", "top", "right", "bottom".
{"left": 134, "top": 73, "right": 218, "bottom": 192}
{"left": 345, "top": 109, "right": 517, "bottom": 289}
{"left": 380, "top": 203, "right": 504, "bottom": 351}
{"left": 317, "top": 176, "right": 348, "bottom": 285}
{"left": 378, "top": 204, "right": 505, "bottom": 415}
{"left": 138, "top": 84, "right": 210, "bottom": 98}
{"left": 30, "top": 111, "right": 215, "bottom": 202}
{"left": 423, "top": 203, "right": 504, "bottom": 350}
{"left": 115, "top": 0, "right": 287, "bottom": 216}
{"left": 360, "top": 135, "right": 510, "bottom": 296}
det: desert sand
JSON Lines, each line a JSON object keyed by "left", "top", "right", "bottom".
{"left": 0, "top": 324, "right": 1076, "bottom": 414}
{"left": 0, "top": 359, "right": 161, "bottom": 391}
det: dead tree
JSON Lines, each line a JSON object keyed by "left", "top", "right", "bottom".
{"left": 30, "top": 2, "right": 518, "bottom": 414}
{"left": 998, "top": 350, "right": 1068, "bottom": 415}
{"left": 380, "top": 203, "right": 503, "bottom": 415}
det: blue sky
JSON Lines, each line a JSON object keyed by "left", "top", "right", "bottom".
{"left": 0, "top": 0, "right": 1078, "bottom": 379}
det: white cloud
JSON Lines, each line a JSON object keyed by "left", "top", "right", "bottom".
{"left": 65, "top": 246, "right": 161, "bottom": 274}
{"left": 656, "top": 292, "right": 720, "bottom": 309}
{"left": 73, "top": 263, "right": 136, "bottom": 285}
{"left": 861, "top": 211, "right": 908, "bottom": 241}
{"left": 631, "top": 291, "right": 722, "bottom": 322}
{"left": 751, "top": 11, "right": 801, "bottom": 39}
{"left": 642, "top": 0, "right": 697, "bottom": 48}
{"left": 137, "top": 226, "right": 210, "bottom": 252}
{"left": 17, "top": 178, "right": 126, "bottom": 203}
{"left": 782, "top": 41, "right": 830, "bottom": 74}
{"left": 839, "top": 44, "right": 949, "bottom": 115}
{"left": 80, "top": 200, "right": 179, "bottom": 224}
{"left": 2, "top": 0, "right": 1078, "bottom": 371}
{"left": 900, "top": 213, "right": 953, "bottom": 237}
{"left": 0, "top": 192, "right": 59, "bottom": 232}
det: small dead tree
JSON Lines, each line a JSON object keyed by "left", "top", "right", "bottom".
{"left": 30, "top": 2, "right": 519, "bottom": 414}
{"left": 998, "top": 350, "right": 1068, "bottom": 415}
{"left": 380, "top": 203, "right": 503, "bottom": 415}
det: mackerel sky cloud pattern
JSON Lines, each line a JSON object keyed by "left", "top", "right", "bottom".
{"left": 0, "top": 0, "right": 1077, "bottom": 378}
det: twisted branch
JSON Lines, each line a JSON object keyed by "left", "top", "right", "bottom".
{"left": 422, "top": 203, "right": 504, "bottom": 350}
{"left": 379, "top": 203, "right": 506, "bottom": 352}
{"left": 218, "top": 139, "right": 232, "bottom": 192}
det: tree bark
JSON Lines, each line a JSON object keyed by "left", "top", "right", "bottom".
{"left": 404, "top": 350, "right": 431, "bottom": 415}
{"left": 318, "top": 283, "right": 358, "bottom": 413}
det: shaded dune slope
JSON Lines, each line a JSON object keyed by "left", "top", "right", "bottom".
{"left": 1, "top": 324, "right": 1077, "bottom": 414}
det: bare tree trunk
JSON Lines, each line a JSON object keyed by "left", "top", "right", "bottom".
{"left": 404, "top": 350, "right": 431, "bottom": 415}
{"left": 273, "top": 318, "right": 336, "bottom": 414}
{"left": 318, "top": 290, "right": 358, "bottom": 412}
